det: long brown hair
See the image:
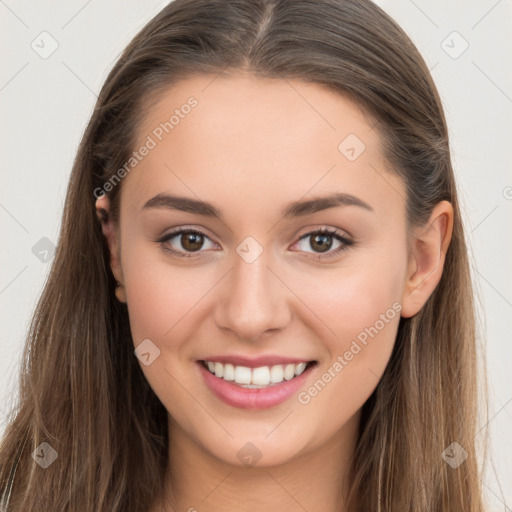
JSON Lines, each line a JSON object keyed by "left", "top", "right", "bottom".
{"left": 0, "top": 0, "right": 488, "bottom": 510}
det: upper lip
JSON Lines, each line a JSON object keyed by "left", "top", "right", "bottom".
{"left": 199, "top": 355, "right": 316, "bottom": 368}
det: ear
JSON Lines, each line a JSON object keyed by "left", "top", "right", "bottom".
{"left": 400, "top": 200, "right": 454, "bottom": 318}
{"left": 95, "top": 195, "right": 124, "bottom": 285}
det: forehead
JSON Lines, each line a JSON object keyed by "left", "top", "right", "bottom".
{"left": 123, "top": 74, "right": 405, "bottom": 219}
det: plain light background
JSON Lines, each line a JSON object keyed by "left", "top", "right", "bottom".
{"left": 1, "top": 0, "right": 511, "bottom": 508}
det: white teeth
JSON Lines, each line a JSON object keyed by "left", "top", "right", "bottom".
{"left": 284, "top": 364, "right": 296, "bottom": 381}
{"left": 234, "top": 366, "right": 252, "bottom": 384}
{"left": 223, "top": 363, "right": 235, "bottom": 381}
{"left": 270, "top": 364, "right": 284, "bottom": 383}
{"left": 294, "top": 362, "right": 307, "bottom": 376}
{"left": 252, "top": 366, "right": 271, "bottom": 386}
{"left": 214, "top": 362, "right": 223, "bottom": 378}
{"left": 203, "top": 360, "right": 312, "bottom": 387}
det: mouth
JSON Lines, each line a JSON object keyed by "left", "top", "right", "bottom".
{"left": 199, "top": 359, "right": 318, "bottom": 388}
{"left": 196, "top": 358, "right": 318, "bottom": 410}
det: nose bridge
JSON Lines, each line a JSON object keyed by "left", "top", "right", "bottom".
{"left": 214, "top": 240, "right": 290, "bottom": 341}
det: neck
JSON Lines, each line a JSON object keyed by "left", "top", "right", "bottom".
{"left": 155, "top": 411, "right": 361, "bottom": 512}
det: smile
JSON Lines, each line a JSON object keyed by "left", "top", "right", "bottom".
{"left": 201, "top": 360, "right": 314, "bottom": 387}
{"left": 197, "top": 359, "right": 318, "bottom": 410}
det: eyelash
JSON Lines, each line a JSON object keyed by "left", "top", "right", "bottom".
{"left": 155, "top": 227, "right": 354, "bottom": 261}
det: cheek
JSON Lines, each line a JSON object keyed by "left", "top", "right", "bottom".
{"left": 120, "top": 238, "right": 223, "bottom": 357}
{"left": 305, "top": 245, "right": 405, "bottom": 344}
{"left": 295, "top": 242, "right": 406, "bottom": 401}
{"left": 120, "top": 245, "right": 214, "bottom": 414}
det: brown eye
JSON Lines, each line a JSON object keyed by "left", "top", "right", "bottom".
{"left": 309, "top": 233, "right": 333, "bottom": 253}
{"left": 180, "top": 231, "right": 204, "bottom": 252}
{"left": 294, "top": 228, "right": 354, "bottom": 259}
{"left": 157, "top": 228, "right": 217, "bottom": 258}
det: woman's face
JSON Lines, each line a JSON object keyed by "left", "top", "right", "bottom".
{"left": 100, "top": 74, "right": 414, "bottom": 467}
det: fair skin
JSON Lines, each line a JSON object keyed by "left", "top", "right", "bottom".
{"left": 96, "top": 74, "right": 453, "bottom": 511}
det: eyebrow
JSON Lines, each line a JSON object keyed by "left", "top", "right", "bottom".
{"left": 142, "top": 192, "right": 374, "bottom": 220}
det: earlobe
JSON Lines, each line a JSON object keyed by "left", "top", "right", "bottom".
{"left": 400, "top": 201, "right": 454, "bottom": 318}
{"left": 95, "top": 195, "right": 124, "bottom": 289}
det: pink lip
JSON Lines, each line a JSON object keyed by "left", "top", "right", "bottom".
{"left": 197, "top": 361, "right": 317, "bottom": 410}
{"left": 199, "top": 355, "right": 315, "bottom": 368}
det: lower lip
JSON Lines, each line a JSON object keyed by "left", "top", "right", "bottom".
{"left": 197, "top": 361, "right": 317, "bottom": 410}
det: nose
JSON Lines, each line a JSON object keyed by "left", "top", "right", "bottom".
{"left": 214, "top": 247, "right": 291, "bottom": 342}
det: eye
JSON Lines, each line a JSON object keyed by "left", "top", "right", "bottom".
{"left": 155, "top": 226, "right": 354, "bottom": 260}
{"left": 291, "top": 228, "right": 354, "bottom": 259}
{"left": 157, "top": 228, "right": 218, "bottom": 258}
